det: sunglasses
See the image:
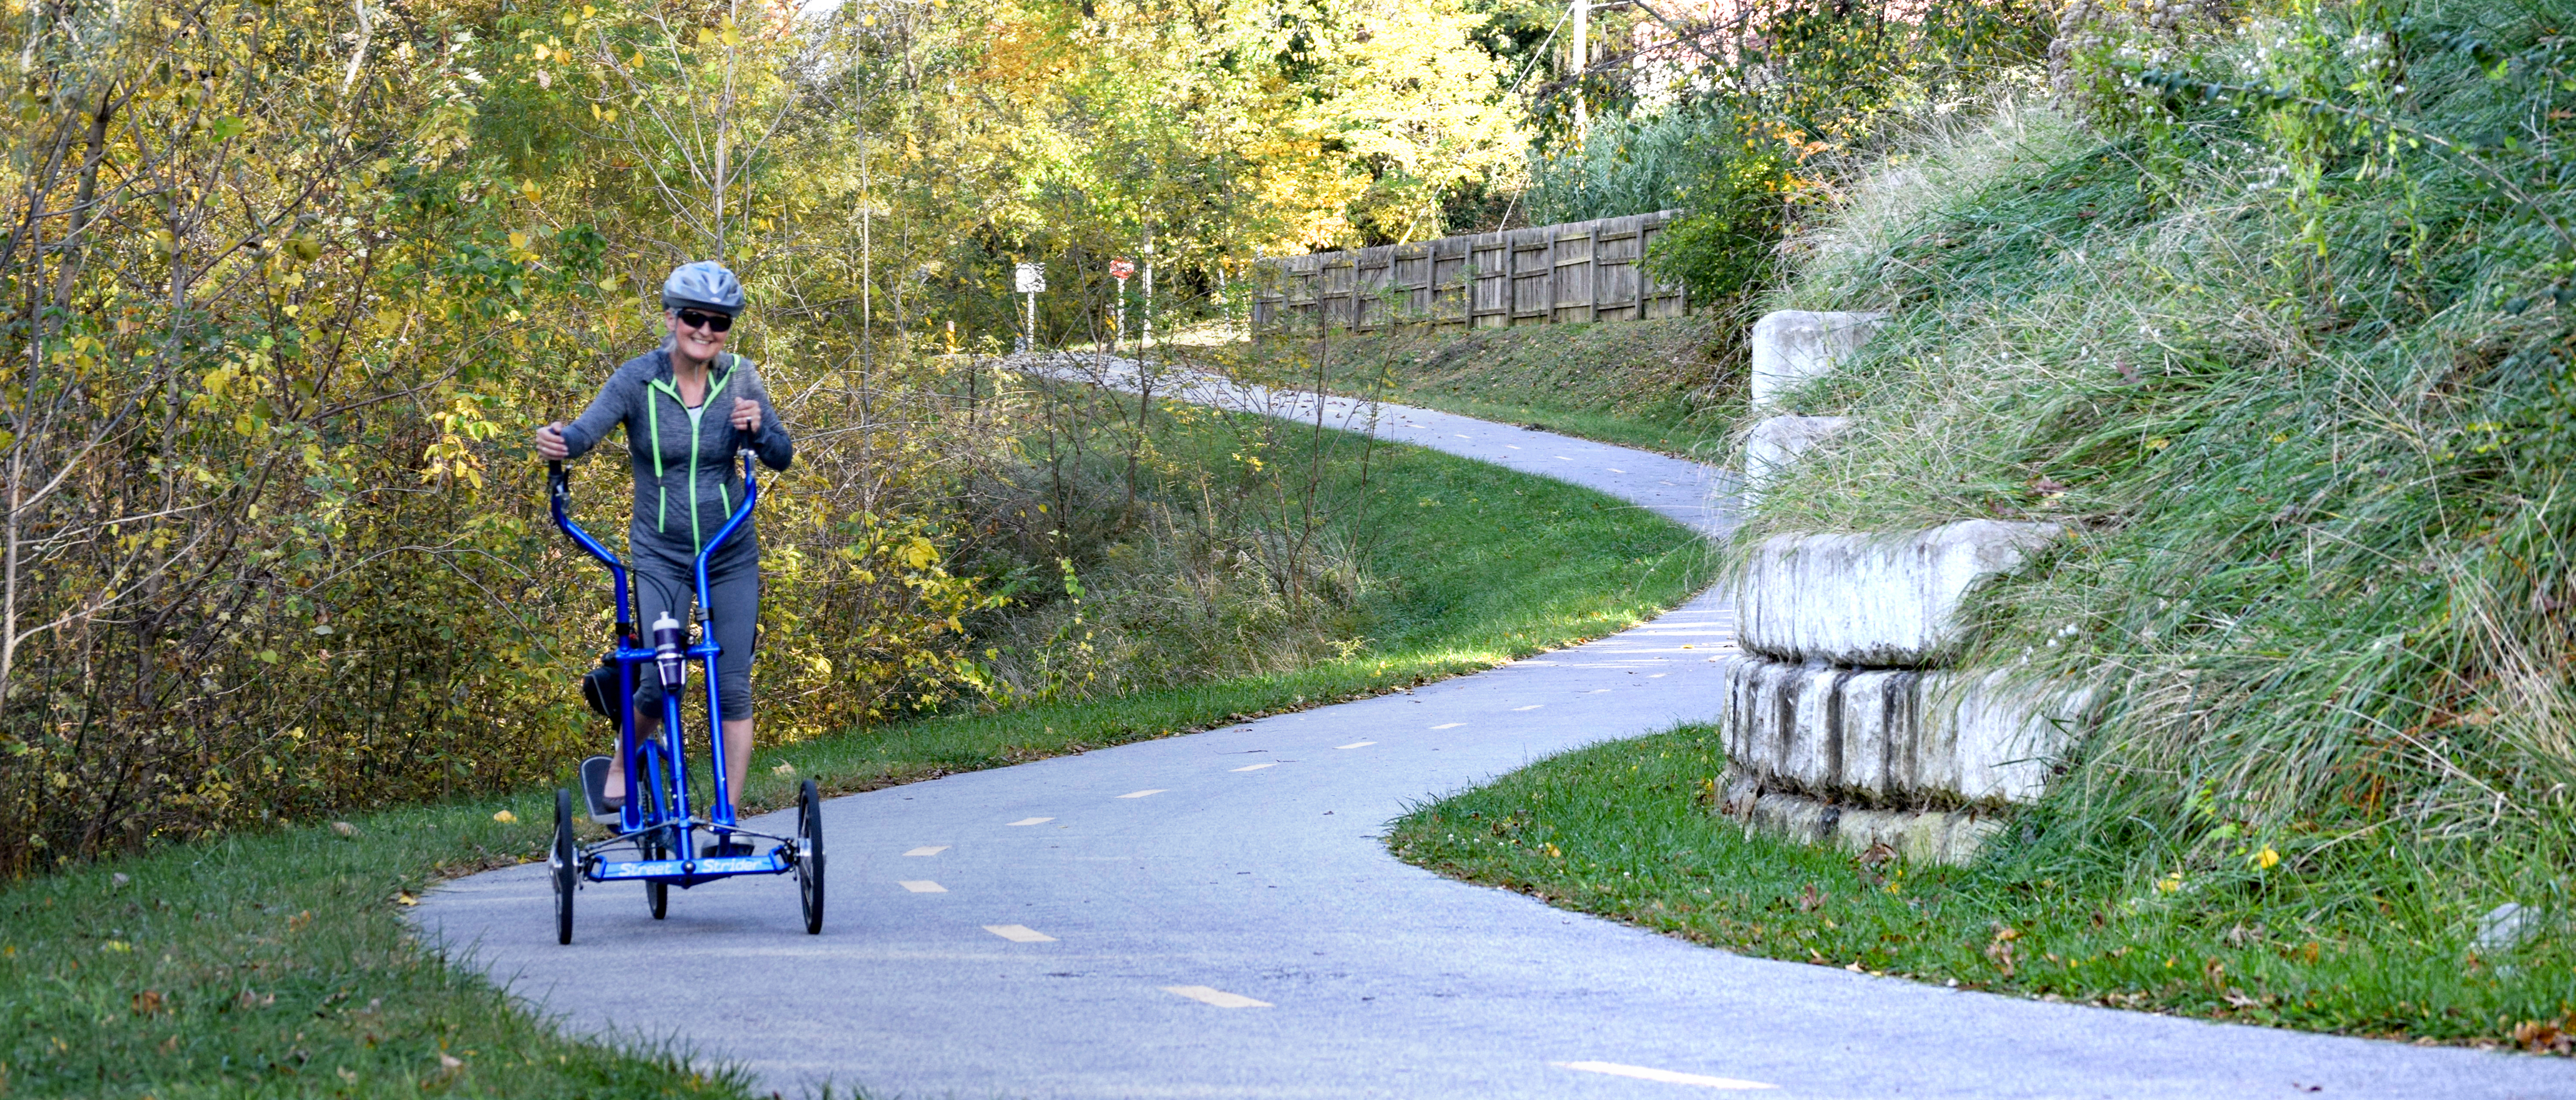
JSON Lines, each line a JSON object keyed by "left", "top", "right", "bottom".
{"left": 673, "top": 309, "right": 734, "bottom": 333}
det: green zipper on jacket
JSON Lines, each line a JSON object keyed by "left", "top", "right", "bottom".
{"left": 711, "top": 356, "right": 738, "bottom": 516}
{"left": 646, "top": 395, "right": 666, "bottom": 532}
{"left": 647, "top": 355, "right": 739, "bottom": 554}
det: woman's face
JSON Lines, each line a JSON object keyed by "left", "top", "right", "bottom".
{"left": 666, "top": 308, "right": 731, "bottom": 363}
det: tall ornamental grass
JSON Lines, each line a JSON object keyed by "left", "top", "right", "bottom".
{"left": 1750, "top": 0, "right": 2576, "bottom": 988}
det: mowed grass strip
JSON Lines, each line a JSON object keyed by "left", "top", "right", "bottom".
{"left": 3, "top": 430, "right": 1712, "bottom": 1099}
{"left": 1388, "top": 725, "right": 2576, "bottom": 1049}
{"left": 1206, "top": 315, "right": 1736, "bottom": 458}
{"left": 0, "top": 797, "right": 750, "bottom": 1099}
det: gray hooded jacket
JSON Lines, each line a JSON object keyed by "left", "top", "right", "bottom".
{"left": 559, "top": 348, "right": 794, "bottom": 561}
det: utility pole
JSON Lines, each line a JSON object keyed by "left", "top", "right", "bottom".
{"left": 1570, "top": 0, "right": 1589, "bottom": 140}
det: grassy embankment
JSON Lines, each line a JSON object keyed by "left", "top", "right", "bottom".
{"left": 1397, "top": 0, "right": 2576, "bottom": 1050}
{"left": 1209, "top": 315, "right": 1737, "bottom": 457}
{"left": 1, "top": 411, "right": 1712, "bottom": 1098}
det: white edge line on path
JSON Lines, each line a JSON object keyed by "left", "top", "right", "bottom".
{"left": 1336, "top": 741, "right": 1375, "bottom": 749}
{"left": 898, "top": 880, "right": 947, "bottom": 893}
{"left": 1553, "top": 1062, "right": 1776, "bottom": 1089}
{"left": 1116, "top": 789, "right": 1168, "bottom": 798}
{"left": 1163, "top": 985, "right": 1273, "bottom": 1009}
{"left": 1431, "top": 722, "right": 1465, "bottom": 730}
{"left": 903, "top": 845, "right": 949, "bottom": 857}
{"left": 983, "top": 924, "right": 1055, "bottom": 943}
{"left": 1006, "top": 817, "right": 1053, "bottom": 826}
{"left": 1513, "top": 705, "right": 1544, "bottom": 712}
{"left": 1231, "top": 762, "right": 1278, "bottom": 772}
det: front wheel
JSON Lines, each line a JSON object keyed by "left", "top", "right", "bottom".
{"left": 642, "top": 829, "right": 670, "bottom": 920}
{"left": 552, "top": 788, "right": 578, "bottom": 945}
{"left": 796, "top": 778, "right": 825, "bottom": 935}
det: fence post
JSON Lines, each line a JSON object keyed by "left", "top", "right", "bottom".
{"left": 1583, "top": 218, "right": 1595, "bottom": 323}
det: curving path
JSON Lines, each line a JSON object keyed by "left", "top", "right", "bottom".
{"left": 419, "top": 358, "right": 2567, "bottom": 1099}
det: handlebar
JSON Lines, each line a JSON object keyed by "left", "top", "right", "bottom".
{"left": 550, "top": 451, "right": 766, "bottom": 636}
{"left": 549, "top": 458, "right": 634, "bottom": 639}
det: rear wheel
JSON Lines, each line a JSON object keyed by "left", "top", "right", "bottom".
{"left": 642, "top": 829, "right": 670, "bottom": 920}
{"left": 552, "top": 788, "right": 577, "bottom": 945}
{"left": 796, "top": 778, "right": 825, "bottom": 935}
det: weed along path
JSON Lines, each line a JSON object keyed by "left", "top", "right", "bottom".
{"left": 418, "top": 362, "right": 2560, "bottom": 1099}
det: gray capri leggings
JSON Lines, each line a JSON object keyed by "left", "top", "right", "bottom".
{"left": 630, "top": 527, "right": 760, "bottom": 717}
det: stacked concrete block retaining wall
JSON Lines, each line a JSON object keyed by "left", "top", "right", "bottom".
{"left": 1734, "top": 521, "right": 2063, "bottom": 667}
{"left": 1720, "top": 311, "right": 2085, "bottom": 865}
{"left": 1715, "top": 659, "right": 2091, "bottom": 807}
{"left": 1749, "top": 311, "right": 1888, "bottom": 408}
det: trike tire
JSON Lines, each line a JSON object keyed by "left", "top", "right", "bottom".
{"left": 797, "top": 778, "right": 825, "bottom": 935}
{"left": 552, "top": 788, "right": 577, "bottom": 945}
{"left": 642, "top": 830, "right": 670, "bottom": 919}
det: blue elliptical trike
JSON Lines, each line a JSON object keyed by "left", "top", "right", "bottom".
{"left": 546, "top": 452, "right": 823, "bottom": 943}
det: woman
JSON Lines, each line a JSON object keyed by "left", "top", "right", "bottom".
{"left": 535, "top": 262, "right": 793, "bottom": 849}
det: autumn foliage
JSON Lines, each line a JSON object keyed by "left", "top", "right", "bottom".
{"left": 0, "top": 0, "right": 1536, "bottom": 870}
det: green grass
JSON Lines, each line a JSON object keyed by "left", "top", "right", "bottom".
{"left": 1209, "top": 315, "right": 1738, "bottom": 457}
{"left": 2, "top": 426, "right": 1712, "bottom": 1098}
{"left": 0, "top": 796, "right": 751, "bottom": 1099}
{"left": 1390, "top": 725, "right": 2576, "bottom": 1049}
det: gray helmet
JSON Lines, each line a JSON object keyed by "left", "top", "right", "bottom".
{"left": 660, "top": 261, "right": 745, "bottom": 315}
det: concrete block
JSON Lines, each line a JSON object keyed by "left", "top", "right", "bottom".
{"left": 1715, "top": 656, "right": 2091, "bottom": 806}
{"left": 1732, "top": 521, "right": 2061, "bottom": 667}
{"left": 1719, "top": 790, "right": 2004, "bottom": 866}
{"left": 1750, "top": 311, "right": 1887, "bottom": 408}
{"left": 1742, "top": 415, "right": 1852, "bottom": 504}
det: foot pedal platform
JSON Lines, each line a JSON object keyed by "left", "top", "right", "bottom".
{"left": 579, "top": 756, "right": 621, "bottom": 824}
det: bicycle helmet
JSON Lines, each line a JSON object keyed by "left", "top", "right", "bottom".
{"left": 660, "top": 261, "right": 746, "bottom": 316}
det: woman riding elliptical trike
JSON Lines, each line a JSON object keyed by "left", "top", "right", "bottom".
{"left": 535, "top": 261, "right": 793, "bottom": 853}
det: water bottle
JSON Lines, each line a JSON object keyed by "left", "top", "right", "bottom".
{"left": 651, "top": 611, "right": 687, "bottom": 690}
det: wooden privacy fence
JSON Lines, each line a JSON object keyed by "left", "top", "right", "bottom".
{"left": 1251, "top": 210, "right": 1687, "bottom": 336}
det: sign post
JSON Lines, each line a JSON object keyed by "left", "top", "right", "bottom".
{"left": 1109, "top": 258, "right": 1136, "bottom": 351}
{"left": 1013, "top": 262, "right": 1046, "bottom": 352}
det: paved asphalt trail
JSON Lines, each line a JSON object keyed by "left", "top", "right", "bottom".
{"left": 420, "top": 358, "right": 2570, "bottom": 1099}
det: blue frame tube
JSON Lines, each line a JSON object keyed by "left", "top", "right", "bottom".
{"left": 693, "top": 452, "right": 762, "bottom": 829}
{"left": 552, "top": 463, "right": 655, "bottom": 830}
{"left": 550, "top": 454, "right": 764, "bottom": 858}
